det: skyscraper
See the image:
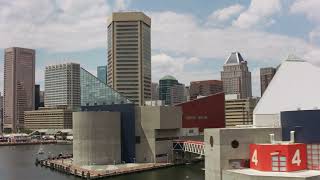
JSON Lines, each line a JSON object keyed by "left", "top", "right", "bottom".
{"left": 159, "top": 75, "right": 179, "bottom": 105}
{"left": 151, "top": 82, "right": 159, "bottom": 101}
{"left": 170, "top": 83, "right": 186, "bottom": 105}
{"left": 97, "top": 65, "right": 107, "bottom": 84}
{"left": 45, "top": 63, "right": 80, "bottom": 110}
{"left": 35, "top": 84, "right": 41, "bottom": 110}
{"left": 107, "top": 12, "right": 151, "bottom": 105}
{"left": 189, "top": 80, "right": 223, "bottom": 100}
{"left": 260, "top": 67, "right": 277, "bottom": 96}
{"left": 221, "top": 52, "right": 252, "bottom": 99}
{"left": 3, "top": 47, "right": 35, "bottom": 132}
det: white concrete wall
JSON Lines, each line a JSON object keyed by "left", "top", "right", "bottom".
{"left": 73, "top": 112, "right": 121, "bottom": 166}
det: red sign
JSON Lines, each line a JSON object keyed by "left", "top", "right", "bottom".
{"left": 250, "top": 143, "right": 307, "bottom": 172}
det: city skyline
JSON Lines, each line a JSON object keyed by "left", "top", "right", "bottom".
{"left": 0, "top": 0, "right": 319, "bottom": 97}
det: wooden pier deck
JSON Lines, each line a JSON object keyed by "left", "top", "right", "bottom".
{"left": 38, "top": 158, "right": 173, "bottom": 179}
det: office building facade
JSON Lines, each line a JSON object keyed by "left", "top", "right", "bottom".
{"left": 170, "top": 83, "right": 186, "bottom": 105}
{"left": 45, "top": 63, "right": 80, "bottom": 110}
{"left": 151, "top": 82, "right": 159, "bottom": 101}
{"left": 24, "top": 106, "right": 72, "bottom": 130}
{"left": 225, "top": 97, "right": 259, "bottom": 127}
{"left": 260, "top": 67, "right": 276, "bottom": 96}
{"left": 189, "top": 80, "right": 223, "bottom": 100}
{"left": 159, "top": 75, "right": 179, "bottom": 105}
{"left": 107, "top": 12, "right": 151, "bottom": 105}
{"left": 3, "top": 47, "right": 35, "bottom": 132}
{"left": 221, "top": 52, "right": 252, "bottom": 99}
{"left": 97, "top": 65, "right": 107, "bottom": 84}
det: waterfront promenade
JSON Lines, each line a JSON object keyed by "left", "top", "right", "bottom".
{"left": 0, "top": 140, "right": 71, "bottom": 146}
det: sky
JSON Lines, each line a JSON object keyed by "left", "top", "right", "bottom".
{"left": 0, "top": 0, "right": 320, "bottom": 97}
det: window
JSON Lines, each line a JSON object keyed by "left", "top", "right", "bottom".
{"left": 135, "top": 136, "right": 141, "bottom": 144}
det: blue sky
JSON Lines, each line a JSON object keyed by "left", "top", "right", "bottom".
{"left": 0, "top": 0, "right": 320, "bottom": 97}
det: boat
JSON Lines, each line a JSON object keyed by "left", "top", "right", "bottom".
{"left": 37, "top": 145, "right": 44, "bottom": 154}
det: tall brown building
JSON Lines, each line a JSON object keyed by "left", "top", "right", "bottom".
{"left": 189, "top": 80, "right": 223, "bottom": 100}
{"left": 107, "top": 12, "right": 151, "bottom": 105}
{"left": 4, "top": 47, "right": 35, "bottom": 132}
{"left": 260, "top": 67, "right": 276, "bottom": 96}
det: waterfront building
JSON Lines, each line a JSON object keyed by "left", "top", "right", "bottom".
{"left": 221, "top": 52, "right": 252, "bottom": 99}
{"left": 151, "top": 82, "right": 159, "bottom": 101}
{"left": 260, "top": 67, "right": 277, "bottom": 96}
{"left": 44, "top": 63, "right": 80, "bottom": 110}
{"left": 97, "top": 65, "right": 107, "bottom": 84}
{"left": 3, "top": 47, "right": 35, "bottom": 132}
{"left": 73, "top": 111, "right": 121, "bottom": 165}
{"left": 170, "top": 83, "right": 186, "bottom": 105}
{"left": 254, "top": 55, "right": 320, "bottom": 127}
{"left": 189, "top": 80, "right": 223, "bottom": 100}
{"left": 107, "top": 12, "right": 151, "bottom": 105}
{"left": 225, "top": 97, "right": 259, "bottom": 127}
{"left": 24, "top": 105, "right": 72, "bottom": 130}
{"left": 0, "top": 93, "right": 3, "bottom": 132}
{"left": 80, "top": 68, "right": 132, "bottom": 106}
{"left": 159, "top": 75, "right": 179, "bottom": 105}
{"left": 135, "top": 106, "right": 182, "bottom": 163}
{"left": 176, "top": 92, "right": 225, "bottom": 132}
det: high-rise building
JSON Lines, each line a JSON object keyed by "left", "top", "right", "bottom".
{"left": 221, "top": 52, "right": 252, "bottom": 99}
{"left": 107, "top": 12, "right": 151, "bottom": 105}
{"left": 225, "top": 97, "right": 259, "bottom": 127}
{"left": 39, "top": 91, "right": 45, "bottom": 107}
{"left": 189, "top": 80, "right": 223, "bottom": 100}
{"left": 45, "top": 63, "right": 80, "bottom": 110}
{"left": 260, "top": 67, "right": 276, "bottom": 96}
{"left": 35, "top": 84, "right": 41, "bottom": 110}
{"left": 97, "top": 65, "right": 107, "bottom": 84}
{"left": 151, "top": 82, "right": 159, "bottom": 101}
{"left": 3, "top": 47, "right": 35, "bottom": 132}
{"left": 170, "top": 83, "right": 186, "bottom": 105}
{"left": 159, "top": 75, "right": 179, "bottom": 105}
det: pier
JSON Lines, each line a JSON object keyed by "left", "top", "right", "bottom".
{"left": 37, "top": 156, "right": 173, "bottom": 179}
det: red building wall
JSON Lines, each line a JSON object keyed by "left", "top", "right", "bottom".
{"left": 176, "top": 92, "right": 225, "bottom": 132}
{"left": 250, "top": 143, "right": 307, "bottom": 172}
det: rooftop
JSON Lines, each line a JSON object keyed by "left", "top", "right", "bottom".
{"left": 160, "top": 75, "right": 177, "bottom": 81}
{"left": 224, "top": 52, "right": 245, "bottom": 65}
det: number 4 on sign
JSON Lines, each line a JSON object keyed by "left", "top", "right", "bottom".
{"left": 252, "top": 149, "right": 258, "bottom": 166}
{"left": 292, "top": 149, "right": 301, "bottom": 166}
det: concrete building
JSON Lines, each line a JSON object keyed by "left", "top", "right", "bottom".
{"left": 189, "top": 80, "right": 223, "bottom": 100}
{"left": 225, "top": 98, "right": 259, "bottom": 127}
{"left": 170, "top": 83, "right": 186, "bottom": 105}
{"left": 221, "top": 52, "right": 252, "bottom": 99}
{"left": 254, "top": 55, "right": 320, "bottom": 127}
{"left": 24, "top": 106, "right": 72, "bottom": 130}
{"left": 107, "top": 12, "right": 151, "bottom": 105}
{"left": 135, "top": 106, "right": 182, "bottom": 163}
{"left": 176, "top": 92, "right": 225, "bottom": 132}
{"left": 45, "top": 63, "right": 80, "bottom": 110}
{"left": 73, "top": 111, "right": 121, "bottom": 165}
{"left": 0, "top": 93, "right": 3, "bottom": 132}
{"left": 260, "top": 67, "right": 276, "bottom": 96}
{"left": 97, "top": 65, "right": 107, "bottom": 84}
{"left": 4, "top": 47, "right": 35, "bottom": 132}
{"left": 151, "top": 82, "right": 159, "bottom": 101}
{"left": 159, "top": 75, "right": 179, "bottom": 105}
{"left": 204, "top": 127, "right": 281, "bottom": 180}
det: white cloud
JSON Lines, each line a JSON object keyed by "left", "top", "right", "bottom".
{"left": 152, "top": 53, "right": 219, "bottom": 85}
{"left": 232, "top": 0, "right": 281, "bottom": 29}
{"left": 0, "top": 0, "right": 125, "bottom": 52}
{"left": 290, "top": 0, "right": 320, "bottom": 23}
{"left": 207, "top": 4, "right": 245, "bottom": 23}
{"left": 290, "top": 0, "right": 320, "bottom": 45}
{"left": 150, "top": 11, "right": 320, "bottom": 64}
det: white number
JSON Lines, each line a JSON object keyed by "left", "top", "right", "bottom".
{"left": 252, "top": 149, "right": 258, "bottom": 166}
{"left": 292, "top": 149, "right": 301, "bottom": 166}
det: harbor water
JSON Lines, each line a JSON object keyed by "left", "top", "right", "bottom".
{"left": 0, "top": 144, "right": 204, "bottom": 180}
